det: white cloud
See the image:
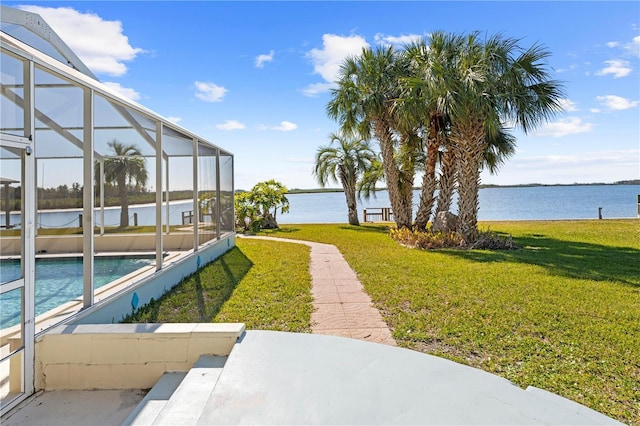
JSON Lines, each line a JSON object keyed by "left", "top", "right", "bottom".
{"left": 589, "top": 108, "right": 601, "bottom": 113}
{"left": 305, "top": 34, "right": 369, "bottom": 94}
{"left": 216, "top": 120, "right": 245, "bottom": 130}
{"left": 166, "top": 116, "right": 182, "bottom": 124}
{"left": 514, "top": 149, "right": 639, "bottom": 169}
{"left": 19, "top": 6, "right": 144, "bottom": 77}
{"left": 534, "top": 117, "right": 593, "bottom": 137}
{"left": 301, "top": 82, "right": 336, "bottom": 97}
{"left": 261, "top": 121, "right": 297, "bottom": 131}
{"left": 273, "top": 121, "right": 297, "bottom": 131}
{"left": 484, "top": 149, "right": 639, "bottom": 185}
{"left": 374, "top": 32, "right": 424, "bottom": 47}
{"left": 596, "top": 95, "right": 639, "bottom": 110}
{"left": 558, "top": 98, "right": 578, "bottom": 112}
{"left": 255, "top": 50, "right": 274, "bottom": 68}
{"left": 194, "top": 81, "right": 227, "bottom": 102}
{"left": 102, "top": 82, "right": 140, "bottom": 100}
{"left": 556, "top": 64, "right": 577, "bottom": 73}
{"left": 606, "top": 36, "right": 640, "bottom": 58}
{"left": 628, "top": 35, "right": 640, "bottom": 57}
{"left": 596, "top": 59, "right": 632, "bottom": 78}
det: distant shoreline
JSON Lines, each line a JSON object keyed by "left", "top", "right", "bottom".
{"left": 286, "top": 180, "right": 640, "bottom": 195}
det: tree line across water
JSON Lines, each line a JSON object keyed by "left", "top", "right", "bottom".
{"left": 0, "top": 185, "right": 195, "bottom": 211}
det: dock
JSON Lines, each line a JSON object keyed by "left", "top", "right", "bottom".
{"left": 363, "top": 207, "right": 393, "bottom": 222}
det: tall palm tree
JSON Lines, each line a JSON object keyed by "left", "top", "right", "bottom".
{"left": 314, "top": 131, "right": 377, "bottom": 225}
{"left": 401, "top": 39, "right": 454, "bottom": 230}
{"left": 327, "top": 46, "right": 415, "bottom": 229}
{"left": 428, "top": 32, "right": 565, "bottom": 242}
{"left": 103, "top": 140, "right": 148, "bottom": 228}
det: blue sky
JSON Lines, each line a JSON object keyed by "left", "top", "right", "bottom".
{"left": 7, "top": 1, "right": 639, "bottom": 190}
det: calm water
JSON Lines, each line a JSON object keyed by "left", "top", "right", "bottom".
{"left": 5, "top": 199, "right": 194, "bottom": 229}
{"left": 5, "top": 184, "right": 639, "bottom": 227}
{"left": 281, "top": 184, "right": 640, "bottom": 224}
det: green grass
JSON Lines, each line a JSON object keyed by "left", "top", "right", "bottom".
{"left": 119, "top": 219, "right": 638, "bottom": 423}
{"left": 257, "top": 219, "right": 640, "bottom": 425}
{"left": 122, "top": 238, "right": 313, "bottom": 332}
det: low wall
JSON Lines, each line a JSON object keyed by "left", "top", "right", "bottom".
{"left": 1, "top": 232, "right": 196, "bottom": 255}
{"left": 34, "top": 323, "right": 245, "bottom": 390}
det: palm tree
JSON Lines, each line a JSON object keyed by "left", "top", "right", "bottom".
{"left": 357, "top": 153, "right": 385, "bottom": 200}
{"left": 103, "top": 140, "right": 148, "bottom": 228}
{"left": 314, "top": 131, "right": 377, "bottom": 225}
{"left": 327, "top": 46, "right": 415, "bottom": 229}
{"left": 400, "top": 39, "right": 454, "bottom": 230}
{"left": 250, "top": 179, "right": 289, "bottom": 229}
{"left": 426, "top": 32, "right": 565, "bottom": 242}
{"left": 435, "top": 124, "right": 516, "bottom": 219}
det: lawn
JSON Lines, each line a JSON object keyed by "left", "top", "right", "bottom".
{"left": 123, "top": 237, "right": 313, "bottom": 332}
{"left": 121, "top": 219, "right": 638, "bottom": 424}
{"left": 258, "top": 219, "right": 639, "bottom": 425}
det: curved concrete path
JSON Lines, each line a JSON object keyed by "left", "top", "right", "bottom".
{"left": 238, "top": 235, "right": 396, "bottom": 346}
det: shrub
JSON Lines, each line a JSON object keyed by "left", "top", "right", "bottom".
{"left": 389, "top": 226, "right": 517, "bottom": 250}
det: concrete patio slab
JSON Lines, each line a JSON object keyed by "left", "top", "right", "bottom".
{"left": 2, "top": 389, "right": 146, "bottom": 426}
{"left": 196, "top": 330, "right": 621, "bottom": 425}
{"left": 3, "top": 331, "right": 622, "bottom": 425}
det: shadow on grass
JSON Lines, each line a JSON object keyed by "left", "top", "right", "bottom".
{"left": 121, "top": 246, "right": 253, "bottom": 322}
{"left": 444, "top": 234, "right": 640, "bottom": 288}
{"left": 258, "top": 226, "right": 301, "bottom": 234}
{"left": 338, "top": 224, "right": 391, "bottom": 234}
{"left": 258, "top": 223, "right": 389, "bottom": 236}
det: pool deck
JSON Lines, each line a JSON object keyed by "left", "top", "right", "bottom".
{"left": 2, "top": 331, "right": 622, "bottom": 425}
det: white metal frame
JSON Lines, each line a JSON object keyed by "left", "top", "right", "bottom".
{"left": 1, "top": 6, "right": 235, "bottom": 411}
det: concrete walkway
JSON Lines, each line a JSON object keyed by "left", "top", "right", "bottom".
{"left": 238, "top": 235, "right": 396, "bottom": 346}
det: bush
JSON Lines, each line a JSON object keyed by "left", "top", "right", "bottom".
{"left": 389, "top": 226, "right": 465, "bottom": 249}
{"left": 234, "top": 179, "right": 289, "bottom": 232}
{"left": 389, "top": 225, "right": 517, "bottom": 250}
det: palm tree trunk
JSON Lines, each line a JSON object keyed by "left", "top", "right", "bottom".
{"left": 374, "top": 120, "right": 412, "bottom": 229}
{"left": 342, "top": 176, "right": 360, "bottom": 226}
{"left": 453, "top": 120, "right": 486, "bottom": 243}
{"left": 435, "top": 146, "right": 456, "bottom": 215}
{"left": 118, "top": 174, "right": 129, "bottom": 228}
{"left": 414, "top": 135, "right": 439, "bottom": 230}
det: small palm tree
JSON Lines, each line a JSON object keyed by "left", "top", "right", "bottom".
{"left": 103, "top": 140, "right": 148, "bottom": 228}
{"left": 250, "top": 179, "right": 289, "bottom": 229}
{"left": 314, "top": 131, "right": 377, "bottom": 225}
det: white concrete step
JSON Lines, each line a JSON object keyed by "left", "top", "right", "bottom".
{"left": 151, "top": 355, "right": 227, "bottom": 425}
{"left": 123, "top": 372, "right": 187, "bottom": 426}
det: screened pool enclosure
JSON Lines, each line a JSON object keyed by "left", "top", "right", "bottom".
{"left": 0, "top": 6, "right": 234, "bottom": 413}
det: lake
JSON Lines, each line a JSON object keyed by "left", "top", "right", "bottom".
{"left": 280, "top": 184, "right": 640, "bottom": 224}
{"left": 6, "top": 184, "right": 639, "bottom": 228}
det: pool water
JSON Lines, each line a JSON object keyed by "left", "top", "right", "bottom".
{"left": 0, "top": 256, "right": 155, "bottom": 328}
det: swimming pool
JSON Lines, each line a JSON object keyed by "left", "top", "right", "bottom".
{"left": 0, "top": 256, "right": 155, "bottom": 329}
